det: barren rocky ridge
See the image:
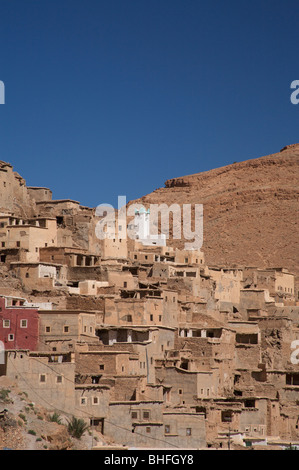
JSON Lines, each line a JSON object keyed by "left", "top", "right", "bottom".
{"left": 131, "top": 143, "right": 299, "bottom": 281}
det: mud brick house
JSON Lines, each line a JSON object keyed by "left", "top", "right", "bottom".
{"left": 0, "top": 296, "right": 39, "bottom": 351}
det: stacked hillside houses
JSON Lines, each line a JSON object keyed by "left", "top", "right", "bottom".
{"left": 0, "top": 161, "right": 298, "bottom": 449}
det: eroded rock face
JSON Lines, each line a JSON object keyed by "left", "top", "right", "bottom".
{"left": 131, "top": 145, "right": 299, "bottom": 279}
{"left": 41, "top": 425, "right": 72, "bottom": 450}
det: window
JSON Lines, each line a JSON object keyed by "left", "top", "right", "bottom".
{"left": 186, "top": 428, "right": 192, "bottom": 436}
{"left": 20, "top": 319, "right": 27, "bottom": 328}
{"left": 131, "top": 411, "right": 139, "bottom": 420}
{"left": 178, "top": 389, "right": 183, "bottom": 395}
{"left": 56, "top": 376, "right": 62, "bottom": 384}
{"left": 1, "top": 242, "right": 5, "bottom": 247}
{"left": 143, "top": 411, "right": 150, "bottom": 420}
{"left": 146, "top": 427, "right": 151, "bottom": 433}
{"left": 150, "top": 314, "right": 153, "bottom": 321}
{"left": 63, "top": 326, "right": 69, "bottom": 333}
{"left": 165, "top": 425, "right": 170, "bottom": 434}
{"left": 286, "top": 374, "right": 299, "bottom": 386}
{"left": 45, "top": 326, "right": 51, "bottom": 333}
{"left": 244, "top": 399, "right": 256, "bottom": 408}
{"left": 39, "top": 374, "right": 46, "bottom": 383}
{"left": 25, "top": 272, "right": 29, "bottom": 278}
{"left": 124, "top": 282, "right": 127, "bottom": 288}
{"left": 221, "top": 411, "right": 233, "bottom": 423}
{"left": 80, "top": 397, "right": 87, "bottom": 405}
{"left": 92, "top": 396, "right": 99, "bottom": 405}
{"left": 16, "top": 241, "right": 20, "bottom": 247}
{"left": 8, "top": 334, "right": 14, "bottom": 341}
{"left": 3, "top": 319, "right": 10, "bottom": 328}
{"left": 99, "top": 364, "right": 104, "bottom": 370}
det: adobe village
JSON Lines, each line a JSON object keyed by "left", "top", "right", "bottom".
{"left": 0, "top": 144, "right": 298, "bottom": 450}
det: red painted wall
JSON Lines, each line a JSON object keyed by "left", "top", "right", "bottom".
{"left": 0, "top": 298, "right": 39, "bottom": 351}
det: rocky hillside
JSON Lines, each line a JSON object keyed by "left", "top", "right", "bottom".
{"left": 0, "top": 377, "right": 106, "bottom": 450}
{"left": 132, "top": 144, "right": 299, "bottom": 280}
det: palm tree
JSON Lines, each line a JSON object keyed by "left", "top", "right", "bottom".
{"left": 67, "top": 416, "right": 89, "bottom": 439}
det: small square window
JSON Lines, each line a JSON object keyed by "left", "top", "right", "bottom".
{"left": 99, "top": 364, "right": 104, "bottom": 370}
{"left": 92, "top": 396, "right": 99, "bottom": 405}
{"left": 165, "top": 425, "right": 170, "bottom": 434}
{"left": 40, "top": 374, "right": 46, "bottom": 383}
{"left": 45, "top": 326, "right": 51, "bottom": 333}
{"left": 186, "top": 428, "right": 192, "bottom": 436}
{"left": 146, "top": 427, "right": 151, "bottom": 433}
{"left": 80, "top": 397, "right": 87, "bottom": 405}
{"left": 8, "top": 333, "right": 14, "bottom": 341}
{"left": 143, "top": 411, "right": 150, "bottom": 420}
{"left": 56, "top": 376, "right": 62, "bottom": 384}
{"left": 3, "top": 319, "right": 10, "bottom": 328}
{"left": 20, "top": 319, "right": 27, "bottom": 328}
{"left": 64, "top": 326, "right": 69, "bottom": 333}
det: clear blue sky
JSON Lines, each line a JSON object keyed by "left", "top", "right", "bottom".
{"left": 0, "top": 0, "right": 298, "bottom": 208}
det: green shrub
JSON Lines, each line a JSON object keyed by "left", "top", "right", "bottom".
{"left": 28, "top": 429, "right": 36, "bottom": 436}
{"left": 67, "top": 416, "right": 89, "bottom": 439}
{"left": 18, "top": 413, "right": 27, "bottom": 423}
{"left": 48, "top": 412, "right": 62, "bottom": 424}
{"left": 0, "top": 389, "right": 11, "bottom": 402}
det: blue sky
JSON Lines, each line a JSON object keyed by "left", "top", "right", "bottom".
{"left": 0, "top": 0, "right": 298, "bottom": 208}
